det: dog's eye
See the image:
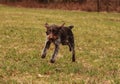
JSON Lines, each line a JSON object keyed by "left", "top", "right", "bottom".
{"left": 52, "top": 29, "right": 57, "bottom": 33}
{"left": 52, "top": 29, "right": 55, "bottom": 32}
{"left": 46, "top": 29, "right": 52, "bottom": 34}
{"left": 46, "top": 31, "right": 49, "bottom": 35}
{"left": 48, "top": 30, "right": 52, "bottom": 32}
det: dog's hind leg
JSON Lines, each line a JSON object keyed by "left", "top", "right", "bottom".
{"left": 70, "top": 43, "right": 75, "bottom": 62}
{"left": 68, "top": 43, "right": 72, "bottom": 51}
{"left": 41, "top": 40, "right": 51, "bottom": 58}
{"left": 72, "top": 47, "right": 75, "bottom": 62}
{"left": 68, "top": 37, "right": 75, "bottom": 62}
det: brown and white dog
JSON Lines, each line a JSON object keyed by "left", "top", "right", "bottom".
{"left": 41, "top": 23, "right": 75, "bottom": 63}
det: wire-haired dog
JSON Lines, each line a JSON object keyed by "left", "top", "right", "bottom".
{"left": 41, "top": 23, "right": 75, "bottom": 63}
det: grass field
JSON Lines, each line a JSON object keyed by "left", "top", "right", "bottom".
{"left": 0, "top": 5, "right": 120, "bottom": 84}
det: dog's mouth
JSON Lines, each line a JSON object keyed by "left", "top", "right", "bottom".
{"left": 50, "top": 39, "right": 55, "bottom": 42}
{"left": 47, "top": 35, "right": 58, "bottom": 42}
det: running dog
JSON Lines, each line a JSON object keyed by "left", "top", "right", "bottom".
{"left": 41, "top": 23, "right": 75, "bottom": 63}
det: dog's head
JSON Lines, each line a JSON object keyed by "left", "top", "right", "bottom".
{"left": 45, "top": 23, "right": 65, "bottom": 41}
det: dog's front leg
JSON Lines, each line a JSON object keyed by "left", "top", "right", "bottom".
{"left": 50, "top": 40, "right": 60, "bottom": 63}
{"left": 41, "top": 40, "right": 51, "bottom": 58}
{"left": 50, "top": 44, "right": 59, "bottom": 63}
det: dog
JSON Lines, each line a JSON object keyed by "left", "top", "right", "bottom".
{"left": 41, "top": 23, "right": 75, "bottom": 63}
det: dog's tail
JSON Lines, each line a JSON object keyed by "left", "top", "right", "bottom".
{"left": 69, "top": 25, "right": 74, "bottom": 29}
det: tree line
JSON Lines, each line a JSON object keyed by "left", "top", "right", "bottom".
{"left": 0, "top": 0, "right": 86, "bottom": 3}
{"left": 0, "top": 0, "right": 120, "bottom": 12}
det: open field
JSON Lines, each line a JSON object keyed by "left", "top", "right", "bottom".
{"left": 0, "top": 5, "right": 120, "bottom": 84}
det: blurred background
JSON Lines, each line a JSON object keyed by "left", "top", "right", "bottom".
{"left": 0, "top": 0, "right": 120, "bottom": 12}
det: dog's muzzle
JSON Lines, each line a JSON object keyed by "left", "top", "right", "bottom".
{"left": 47, "top": 34, "right": 58, "bottom": 41}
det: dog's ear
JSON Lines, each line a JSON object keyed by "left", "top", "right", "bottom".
{"left": 45, "top": 23, "right": 49, "bottom": 29}
{"left": 61, "top": 23, "right": 65, "bottom": 28}
{"left": 69, "top": 25, "right": 74, "bottom": 29}
{"left": 59, "top": 23, "right": 65, "bottom": 29}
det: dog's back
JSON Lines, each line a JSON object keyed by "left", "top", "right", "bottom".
{"left": 59, "top": 26, "right": 74, "bottom": 45}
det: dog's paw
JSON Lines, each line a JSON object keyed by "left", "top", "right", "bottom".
{"left": 50, "top": 59, "right": 55, "bottom": 63}
{"left": 72, "top": 58, "right": 75, "bottom": 62}
{"left": 41, "top": 54, "right": 46, "bottom": 59}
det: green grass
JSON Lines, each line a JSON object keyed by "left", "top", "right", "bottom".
{"left": 0, "top": 5, "right": 120, "bottom": 84}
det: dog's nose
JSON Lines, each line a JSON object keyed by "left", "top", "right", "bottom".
{"left": 48, "top": 34, "right": 54, "bottom": 40}
{"left": 49, "top": 34, "right": 53, "bottom": 38}
{"left": 49, "top": 35, "right": 53, "bottom": 39}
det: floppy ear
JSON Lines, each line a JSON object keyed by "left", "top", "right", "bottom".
{"left": 45, "top": 23, "right": 49, "bottom": 29}
{"left": 69, "top": 25, "right": 74, "bottom": 29}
